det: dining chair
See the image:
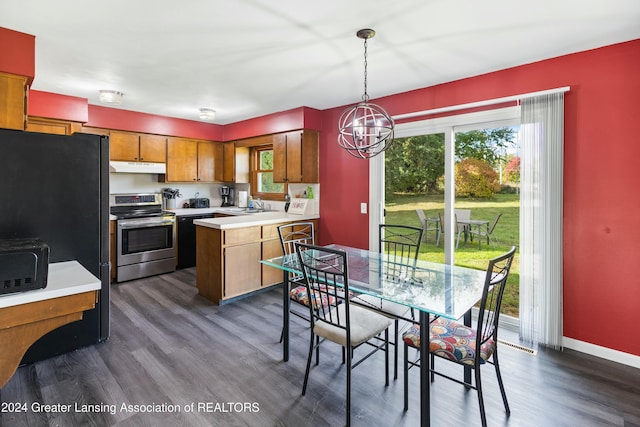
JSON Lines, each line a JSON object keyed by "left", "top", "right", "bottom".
{"left": 415, "top": 209, "right": 440, "bottom": 243}
{"left": 351, "top": 224, "right": 423, "bottom": 379}
{"left": 295, "top": 243, "right": 392, "bottom": 427}
{"left": 277, "top": 222, "right": 316, "bottom": 341}
{"left": 402, "top": 246, "right": 517, "bottom": 427}
{"left": 437, "top": 212, "right": 465, "bottom": 248}
{"left": 469, "top": 213, "right": 503, "bottom": 246}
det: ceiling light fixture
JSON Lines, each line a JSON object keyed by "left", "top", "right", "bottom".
{"left": 199, "top": 108, "right": 216, "bottom": 121}
{"left": 99, "top": 90, "right": 124, "bottom": 104}
{"left": 338, "top": 28, "right": 394, "bottom": 159}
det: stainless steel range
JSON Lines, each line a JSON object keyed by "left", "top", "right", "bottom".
{"left": 110, "top": 193, "right": 176, "bottom": 282}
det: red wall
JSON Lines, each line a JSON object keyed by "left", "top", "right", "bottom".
{"left": 223, "top": 106, "right": 322, "bottom": 140}
{"left": 28, "top": 91, "right": 88, "bottom": 122}
{"left": 319, "top": 39, "right": 640, "bottom": 357}
{"left": 0, "top": 27, "right": 34, "bottom": 82}
{"left": 86, "top": 105, "right": 224, "bottom": 141}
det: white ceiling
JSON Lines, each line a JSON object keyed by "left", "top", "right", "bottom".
{"left": 2, "top": 0, "right": 640, "bottom": 125}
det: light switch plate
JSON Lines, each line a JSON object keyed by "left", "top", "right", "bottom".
{"left": 360, "top": 202, "right": 367, "bottom": 214}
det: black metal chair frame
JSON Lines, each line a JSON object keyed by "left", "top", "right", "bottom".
{"left": 295, "top": 243, "right": 391, "bottom": 427}
{"left": 403, "top": 246, "right": 516, "bottom": 427}
{"left": 277, "top": 222, "right": 315, "bottom": 341}
{"left": 351, "top": 224, "right": 423, "bottom": 380}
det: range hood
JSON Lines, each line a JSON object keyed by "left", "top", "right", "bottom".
{"left": 109, "top": 161, "right": 166, "bottom": 174}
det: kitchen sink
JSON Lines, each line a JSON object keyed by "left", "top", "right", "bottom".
{"left": 215, "top": 207, "right": 278, "bottom": 215}
{"left": 241, "top": 208, "right": 277, "bottom": 214}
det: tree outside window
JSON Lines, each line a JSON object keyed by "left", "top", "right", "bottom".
{"left": 251, "top": 146, "right": 286, "bottom": 200}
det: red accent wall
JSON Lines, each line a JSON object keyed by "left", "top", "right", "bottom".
{"left": 0, "top": 27, "right": 35, "bottom": 82}
{"left": 86, "top": 105, "right": 224, "bottom": 141}
{"left": 319, "top": 39, "right": 640, "bottom": 357}
{"left": 223, "top": 106, "right": 322, "bottom": 141}
{"left": 28, "top": 91, "right": 88, "bottom": 122}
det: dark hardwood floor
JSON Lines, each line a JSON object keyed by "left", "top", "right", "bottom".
{"left": 1, "top": 268, "right": 639, "bottom": 426}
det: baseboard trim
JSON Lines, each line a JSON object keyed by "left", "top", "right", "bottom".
{"left": 563, "top": 337, "right": 640, "bottom": 369}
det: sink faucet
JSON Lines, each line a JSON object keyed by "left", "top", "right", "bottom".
{"left": 253, "top": 198, "right": 264, "bottom": 210}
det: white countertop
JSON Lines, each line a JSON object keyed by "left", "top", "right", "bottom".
{"left": 169, "top": 207, "right": 227, "bottom": 216}
{"left": 194, "top": 211, "right": 319, "bottom": 230}
{"left": 0, "top": 261, "right": 102, "bottom": 309}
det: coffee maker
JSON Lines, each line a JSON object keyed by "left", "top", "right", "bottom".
{"left": 220, "top": 185, "right": 234, "bottom": 207}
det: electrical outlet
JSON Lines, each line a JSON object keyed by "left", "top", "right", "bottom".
{"left": 360, "top": 203, "right": 367, "bottom": 214}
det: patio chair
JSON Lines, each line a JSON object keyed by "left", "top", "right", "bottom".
{"left": 415, "top": 209, "right": 440, "bottom": 243}
{"left": 402, "top": 246, "right": 517, "bottom": 427}
{"left": 469, "top": 213, "right": 502, "bottom": 245}
{"left": 295, "top": 243, "right": 392, "bottom": 427}
{"left": 437, "top": 212, "right": 465, "bottom": 248}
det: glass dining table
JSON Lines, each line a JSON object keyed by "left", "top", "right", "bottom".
{"left": 261, "top": 243, "right": 488, "bottom": 427}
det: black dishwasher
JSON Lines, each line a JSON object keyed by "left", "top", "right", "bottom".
{"left": 177, "top": 214, "right": 214, "bottom": 269}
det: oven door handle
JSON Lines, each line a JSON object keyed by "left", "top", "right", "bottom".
{"left": 118, "top": 219, "right": 175, "bottom": 229}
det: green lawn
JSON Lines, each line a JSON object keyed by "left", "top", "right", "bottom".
{"left": 384, "top": 193, "right": 520, "bottom": 317}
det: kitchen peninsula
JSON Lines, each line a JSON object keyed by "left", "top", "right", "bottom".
{"left": 194, "top": 212, "right": 319, "bottom": 304}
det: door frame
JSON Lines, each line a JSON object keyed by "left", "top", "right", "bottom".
{"left": 369, "top": 106, "right": 521, "bottom": 263}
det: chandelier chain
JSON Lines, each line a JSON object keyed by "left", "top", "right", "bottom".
{"left": 362, "top": 38, "right": 369, "bottom": 102}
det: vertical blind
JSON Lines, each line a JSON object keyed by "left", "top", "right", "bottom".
{"left": 518, "top": 92, "right": 564, "bottom": 349}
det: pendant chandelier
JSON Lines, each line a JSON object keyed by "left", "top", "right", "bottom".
{"left": 338, "top": 29, "right": 394, "bottom": 159}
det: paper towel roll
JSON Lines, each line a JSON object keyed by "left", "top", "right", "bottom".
{"left": 238, "top": 191, "right": 248, "bottom": 207}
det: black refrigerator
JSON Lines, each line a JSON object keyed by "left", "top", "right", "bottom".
{"left": 0, "top": 128, "right": 110, "bottom": 364}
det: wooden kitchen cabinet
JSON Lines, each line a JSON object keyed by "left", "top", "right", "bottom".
{"left": 0, "top": 72, "right": 27, "bottom": 130}
{"left": 273, "top": 130, "right": 319, "bottom": 183}
{"left": 110, "top": 131, "right": 166, "bottom": 162}
{"left": 261, "top": 235, "right": 284, "bottom": 287}
{"left": 196, "top": 219, "right": 316, "bottom": 304}
{"left": 166, "top": 137, "right": 221, "bottom": 182}
{"left": 220, "top": 142, "right": 236, "bottom": 182}
{"left": 26, "top": 117, "right": 82, "bottom": 135}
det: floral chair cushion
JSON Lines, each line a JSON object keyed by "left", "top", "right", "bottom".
{"left": 402, "top": 317, "right": 495, "bottom": 366}
{"left": 290, "top": 284, "right": 352, "bottom": 310}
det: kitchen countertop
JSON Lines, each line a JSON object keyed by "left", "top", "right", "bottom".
{"left": 194, "top": 211, "right": 319, "bottom": 230}
{"left": 168, "top": 207, "right": 227, "bottom": 216}
{"left": 0, "top": 261, "right": 101, "bottom": 309}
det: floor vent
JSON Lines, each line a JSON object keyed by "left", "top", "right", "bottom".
{"left": 498, "top": 339, "right": 537, "bottom": 355}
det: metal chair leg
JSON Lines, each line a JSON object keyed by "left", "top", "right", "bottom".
{"left": 493, "top": 348, "right": 511, "bottom": 415}
{"left": 476, "top": 367, "right": 487, "bottom": 427}
{"left": 403, "top": 342, "right": 409, "bottom": 411}
{"left": 302, "top": 329, "right": 315, "bottom": 395}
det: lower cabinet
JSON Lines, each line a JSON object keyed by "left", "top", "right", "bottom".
{"left": 195, "top": 220, "right": 317, "bottom": 304}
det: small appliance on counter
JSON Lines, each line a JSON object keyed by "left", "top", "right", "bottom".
{"left": 237, "top": 190, "right": 248, "bottom": 208}
{"left": 220, "top": 185, "right": 235, "bottom": 207}
{"left": 0, "top": 238, "right": 50, "bottom": 295}
{"left": 187, "top": 192, "right": 210, "bottom": 208}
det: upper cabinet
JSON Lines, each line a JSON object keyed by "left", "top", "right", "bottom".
{"left": 220, "top": 142, "right": 236, "bottom": 183}
{"left": 0, "top": 72, "right": 27, "bottom": 130}
{"left": 165, "top": 137, "right": 222, "bottom": 182}
{"left": 26, "top": 117, "right": 82, "bottom": 135}
{"left": 110, "top": 131, "right": 166, "bottom": 163}
{"left": 273, "top": 130, "right": 318, "bottom": 183}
